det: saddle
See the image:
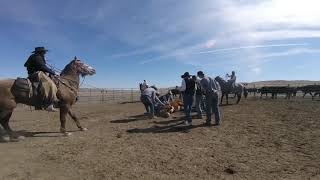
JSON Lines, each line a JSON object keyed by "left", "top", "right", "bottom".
{"left": 12, "top": 72, "right": 58, "bottom": 110}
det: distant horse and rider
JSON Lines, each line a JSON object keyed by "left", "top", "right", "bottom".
{"left": 214, "top": 71, "right": 245, "bottom": 105}
{"left": 0, "top": 47, "right": 96, "bottom": 141}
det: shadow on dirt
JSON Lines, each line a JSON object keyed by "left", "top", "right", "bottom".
{"left": 127, "top": 122, "right": 208, "bottom": 134}
{"left": 0, "top": 129, "right": 82, "bottom": 142}
{"left": 219, "top": 104, "right": 235, "bottom": 107}
{"left": 153, "top": 115, "right": 203, "bottom": 125}
{"left": 110, "top": 114, "right": 149, "bottom": 123}
{"left": 15, "top": 130, "right": 81, "bottom": 138}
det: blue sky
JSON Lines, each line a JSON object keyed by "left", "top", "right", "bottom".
{"left": 0, "top": 0, "right": 320, "bottom": 88}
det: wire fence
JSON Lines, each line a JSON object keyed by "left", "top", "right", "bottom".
{"left": 77, "top": 88, "right": 171, "bottom": 104}
{"left": 77, "top": 81, "right": 320, "bottom": 104}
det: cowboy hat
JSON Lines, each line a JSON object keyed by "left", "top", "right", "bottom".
{"left": 181, "top": 72, "right": 190, "bottom": 78}
{"left": 32, "top": 47, "right": 49, "bottom": 53}
{"left": 197, "top": 71, "right": 205, "bottom": 76}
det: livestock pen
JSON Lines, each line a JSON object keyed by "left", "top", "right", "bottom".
{"left": 77, "top": 88, "right": 171, "bottom": 104}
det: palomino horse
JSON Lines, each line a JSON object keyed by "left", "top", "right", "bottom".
{"left": 0, "top": 58, "right": 96, "bottom": 141}
{"left": 214, "top": 76, "right": 244, "bottom": 105}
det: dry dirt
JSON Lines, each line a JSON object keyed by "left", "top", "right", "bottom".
{"left": 0, "top": 97, "right": 319, "bottom": 180}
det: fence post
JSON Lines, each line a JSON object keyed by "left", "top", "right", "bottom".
{"left": 113, "top": 88, "right": 115, "bottom": 103}
{"left": 131, "top": 88, "right": 134, "bottom": 103}
{"left": 101, "top": 90, "right": 104, "bottom": 103}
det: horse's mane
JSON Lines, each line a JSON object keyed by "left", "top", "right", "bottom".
{"left": 215, "top": 76, "right": 226, "bottom": 83}
{"left": 60, "top": 60, "right": 76, "bottom": 75}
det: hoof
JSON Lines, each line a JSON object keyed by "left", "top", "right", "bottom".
{"left": 80, "top": 127, "right": 88, "bottom": 131}
{"left": 63, "top": 132, "right": 72, "bottom": 136}
{"left": 17, "top": 135, "right": 26, "bottom": 140}
{"left": 1, "top": 136, "right": 10, "bottom": 142}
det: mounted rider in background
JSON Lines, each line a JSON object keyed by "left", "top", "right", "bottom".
{"left": 227, "top": 71, "right": 236, "bottom": 89}
{"left": 24, "top": 47, "right": 58, "bottom": 112}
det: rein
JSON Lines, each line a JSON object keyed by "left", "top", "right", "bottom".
{"left": 56, "top": 77, "right": 78, "bottom": 95}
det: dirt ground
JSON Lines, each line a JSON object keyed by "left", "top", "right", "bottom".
{"left": 0, "top": 97, "right": 319, "bottom": 180}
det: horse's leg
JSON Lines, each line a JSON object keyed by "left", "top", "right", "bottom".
{"left": 0, "top": 111, "right": 13, "bottom": 133}
{"left": 220, "top": 93, "right": 224, "bottom": 105}
{"left": 237, "top": 93, "right": 241, "bottom": 104}
{"left": 59, "top": 105, "right": 71, "bottom": 136}
{"left": 0, "top": 110, "right": 22, "bottom": 141}
{"left": 68, "top": 108, "right": 87, "bottom": 131}
{"left": 226, "top": 94, "right": 229, "bottom": 105}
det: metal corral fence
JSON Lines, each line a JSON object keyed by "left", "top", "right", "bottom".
{"left": 77, "top": 88, "right": 171, "bottom": 104}
{"left": 77, "top": 81, "right": 320, "bottom": 104}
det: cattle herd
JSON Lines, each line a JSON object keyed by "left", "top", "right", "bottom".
{"left": 245, "top": 85, "right": 320, "bottom": 100}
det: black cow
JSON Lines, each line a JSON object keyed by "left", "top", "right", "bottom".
{"left": 170, "top": 87, "right": 181, "bottom": 98}
{"left": 297, "top": 85, "right": 320, "bottom": 100}
{"left": 258, "top": 86, "right": 295, "bottom": 99}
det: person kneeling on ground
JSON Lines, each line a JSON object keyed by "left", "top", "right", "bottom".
{"left": 140, "top": 86, "right": 165, "bottom": 119}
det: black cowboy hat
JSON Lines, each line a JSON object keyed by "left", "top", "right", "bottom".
{"left": 197, "top": 71, "right": 204, "bottom": 76}
{"left": 181, "top": 72, "right": 190, "bottom": 78}
{"left": 32, "top": 47, "right": 49, "bottom": 53}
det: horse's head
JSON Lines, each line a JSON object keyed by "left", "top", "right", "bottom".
{"left": 61, "top": 57, "right": 96, "bottom": 77}
{"left": 215, "top": 76, "right": 224, "bottom": 83}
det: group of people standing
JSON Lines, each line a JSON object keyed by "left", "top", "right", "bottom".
{"left": 178, "top": 71, "right": 221, "bottom": 126}
{"left": 140, "top": 70, "right": 239, "bottom": 127}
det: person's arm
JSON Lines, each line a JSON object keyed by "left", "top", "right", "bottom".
{"left": 35, "top": 56, "right": 56, "bottom": 75}
{"left": 210, "top": 78, "right": 219, "bottom": 93}
{"left": 200, "top": 78, "right": 208, "bottom": 94}
{"left": 154, "top": 93, "right": 165, "bottom": 106}
{"left": 178, "top": 79, "right": 186, "bottom": 91}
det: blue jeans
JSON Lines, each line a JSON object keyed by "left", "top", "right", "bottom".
{"left": 141, "top": 95, "right": 154, "bottom": 117}
{"left": 205, "top": 93, "right": 221, "bottom": 125}
{"left": 195, "top": 94, "right": 204, "bottom": 117}
{"left": 183, "top": 94, "right": 194, "bottom": 122}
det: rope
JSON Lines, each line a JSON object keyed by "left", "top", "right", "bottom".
{"left": 80, "top": 76, "right": 86, "bottom": 87}
{"left": 81, "top": 82, "right": 100, "bottom": 89}
{"left": 47, "top": 63, "right": 62, "bottom": 73}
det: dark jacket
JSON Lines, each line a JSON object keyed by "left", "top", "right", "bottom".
{"left": 195, "top": 81, "right": 202, "bottom": 95}
{"left": 184, "top": 78, "right": 196, "bottom": 95}
{"left": 24, "top": 53, "right": 55, "bottom": 76}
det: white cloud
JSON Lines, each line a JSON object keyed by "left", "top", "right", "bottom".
{"left": 251, "top": 67, "right": 262, "bottom": 75}
{"left": 193, "top": 43, "right": 308, "bottom": 55}
{"left": 206, "top": 40, "right": 216, "bottom": 48}
{"left": 256, "top": 48, "right": 320, "bottom": 61}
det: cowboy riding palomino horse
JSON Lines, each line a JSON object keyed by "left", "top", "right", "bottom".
{"left": 214, "top": 76, "right": 244, "bottom": 105}
{"left": 0, "top": 57, "right": 96, "bottom": 141}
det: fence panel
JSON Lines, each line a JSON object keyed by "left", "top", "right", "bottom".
{"left": 77, "top": 88, "right": 170, "bottom": 104}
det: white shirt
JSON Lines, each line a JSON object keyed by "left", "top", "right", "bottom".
{"left": 178, "top": 79, "right": 186, "bottom": 91}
